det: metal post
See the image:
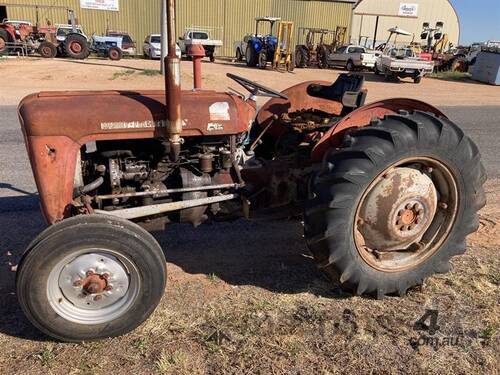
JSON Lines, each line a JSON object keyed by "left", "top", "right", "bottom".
{"left": 372, "top": 15, "right": 379, "bottom": 49}
{"left": 164, "top": 0, "right": 182, "bottom": 162}
{"left": 160, "top": 0, "right": 167, "bottom": 75}
{"left": 358, "top": 15, "right": 363, "bottom": 45}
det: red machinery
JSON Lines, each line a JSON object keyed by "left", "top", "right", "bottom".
{"left": 15, "top": 0, "right": 485, "bottom": 342}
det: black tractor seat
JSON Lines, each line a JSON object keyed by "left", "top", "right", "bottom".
{"left": 307, "top": 74, "right": 367, "bottom": 115}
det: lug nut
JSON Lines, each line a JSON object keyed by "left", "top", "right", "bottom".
{"left": 102, "top": 273, "right": 110, "bottom": 280}
{"left": 426, "top": 167, "right": 433, "bottom": 173}
{"left": 86, "top": 270, "right": 94, "bottom": 276}
{"left": 94, "top": 295, "right": 102, "bottom": 302}
{"left": 439, "top": 202, "right": 448, "bottom": 209}
{"left": 405, "top": 203, "right": 412, "bottom": 210}
{"left": 73, "top": 280, "right": 82, "bottom": 287}
{"left": 104, "top": 285, "right": 113, "bottom": 291}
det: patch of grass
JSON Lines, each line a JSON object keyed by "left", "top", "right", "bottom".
{"left": 34, "top": 345, "right": 54, "bottom": 367}
{"left": 430, "top": 71, "right": 472, "bottom": 82}
{"left": 489, "top": 272, "right": 500, "bottom": 286}
{"left": 156, "top": 350, "right": 190, "bottom": 374}
{"left": 110, "top": 69, "right": 136, "bottom": 80}
{"left": 480, "top": 325, "right": 497, "bottom": 340}
{"left": 133, "top": 338, "right": 148, "bottom": 353}
{"left": 139, "top": 69, "right": 161, "bottom": 77}
{"left": 207, "top": 272, "right": 220, "bottom": 282}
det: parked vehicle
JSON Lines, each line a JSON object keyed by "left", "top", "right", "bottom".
{"left": 0, "top": 6, "right": 90, "bottom": 59}
{"left": 143, "top": 34, "right": 181, "bottom": 59}
{"left": 235, "top": 17, "right": 280, "bottom": 68}
{"left": 15, "top": 0, "right": 486, "bottom": 342}
{"left": 107, "top": 30, "right": 136, "bottom": 55}
{"left": 178, "top": 27, "right": 222, "bottom": 62}
{"left": 0, "top": 19, "right": 32, "bottom": 55}
{"left": 326, "top": 44, "right": 380, "bottom": 71}
{"left": 91, "top": 35, "right": 123, "bottom": 60}
{"left": 375, "top": 46, "right": 434, "bottom": 83}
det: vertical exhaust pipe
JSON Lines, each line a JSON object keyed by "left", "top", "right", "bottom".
{"left": 164, "top": 0, "right": 182, "bottom": 161}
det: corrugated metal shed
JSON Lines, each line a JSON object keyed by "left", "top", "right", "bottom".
{"left": 2, "top": 0, "right": 355, "bottom": 56}
{"left": 351, "top": 0, "right": 460, "bottom": 47}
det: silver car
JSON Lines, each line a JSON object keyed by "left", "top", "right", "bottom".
{"left": 143, "top": 34, "right": 180, "bottom": 59}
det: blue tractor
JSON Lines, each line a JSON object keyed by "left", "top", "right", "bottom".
{"left": 245, "top": 17, "right": 280, "bottom": 69}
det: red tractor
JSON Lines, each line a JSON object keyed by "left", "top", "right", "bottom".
{"left": 15, "top": 1, "right": 485, "bottom": 342}
{"left": 0, "top": 20, "right": 33, "bottom": 55}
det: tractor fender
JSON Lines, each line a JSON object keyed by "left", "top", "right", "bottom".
{"left": 311, "top": 98, "right": 447, "bottom": 162}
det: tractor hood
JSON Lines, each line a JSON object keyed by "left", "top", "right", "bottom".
{"left": 18, "top": 90, "right": 255, "bottom": 143}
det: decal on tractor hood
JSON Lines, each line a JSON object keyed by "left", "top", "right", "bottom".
{"left": 209, "top": 102, "right": 230, "bottom": 121}
{"left": 101, "top": 119, "right": 188, "bottom": 130}
{"left": 207, "top": 122, "right": 224, "bottom": 131}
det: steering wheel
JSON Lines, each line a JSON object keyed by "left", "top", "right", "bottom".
{"left": 227, "top": 73, "right": 288, "bottom": 100}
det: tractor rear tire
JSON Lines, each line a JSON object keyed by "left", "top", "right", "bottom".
{"left": 304, "top": 111, "right": 486, "bottom": 299}
{"left": 63, "top": 34, "right": 90, "bottom": 59}
{"left": 317, "top": 46, "right": 328, "bottom": 69}
{"left": 38, "top": 41, "right": 57, "bottom": 58}
{"left": 0, "top": 28, "right": 11, "bottom": 56}
{"left": 245, "top": 45, "right": 258, "bottom": 67}
{"left": 107, "top": 47, "right": 122, "bottom": 61}
{"left": 16, "top": 214, "right": 167, "bottom": 342}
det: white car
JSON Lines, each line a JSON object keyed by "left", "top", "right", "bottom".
{"left": 143, "top": 34, "right": 181, "bottom": 59}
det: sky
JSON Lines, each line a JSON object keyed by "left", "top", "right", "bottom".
{"left": 452, "top": 0, "right": 500, "bottom": 44}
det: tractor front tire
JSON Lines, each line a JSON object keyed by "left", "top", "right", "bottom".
{"left": 245, "top": 45, "right": 258, "bottom": 67}
{"left": 304, "top": 111, "right": 486, "bottom": 298}
{"left": 108, "top": 47, "right": 123, "bottom": 61}
{"left": 258, "top": 51, "right": 267, "bottom": 69}
{"left": 295, "top": 46, "right": 308, "bottom": 68}
{"left": 16, "top": 214, "right": 166, "bottom": 342}
{"left": 63, "top": 34, "right": 90, "bottom": 59}
{"left": 38, "top": 41, "right": 57, "bottom": 58}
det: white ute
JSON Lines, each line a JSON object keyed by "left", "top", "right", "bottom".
{"left": 326, "top": 44, "right": 380, "bottom": 71}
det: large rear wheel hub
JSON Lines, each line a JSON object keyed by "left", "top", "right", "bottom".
{"left": 357, "top": 167, "right": 437, "bottom": 251}
{"left": 354, "top": 158, "right": 459, "bottom": 272}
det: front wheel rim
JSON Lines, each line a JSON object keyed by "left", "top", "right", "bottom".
{"left": 354, "top": 157, "right": 459, "bottom": 272}
{"left": 47, "top": 248, "right": 140, "bottom": 324}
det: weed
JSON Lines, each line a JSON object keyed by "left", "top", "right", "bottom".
{"left": 139, "top": 69, "right": 161, "bottom": 77}
{"left": 489, "top": 272, "right": 500, "bottom": 286}
{"left": 156, "top": 350, "right": 190, "bottom": 374}
{"left": 34, "top": 345, "right": 54, "bottom": 367}
{"left": 207, "top": 273, "right": 220, "bottom": 282}
{"left": 134, "top": 338, "right": 148, "bottom": 353}
{"left": 480, "top": 325, "right": 497, "bottom": 340}
{"left": 110, "top": 69, "right": 135, "bottom": 80}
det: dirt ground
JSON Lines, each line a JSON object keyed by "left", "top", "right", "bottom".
{"left": 0, "top": 56, "right": 499, "bottom": 374}
{"left": 0, "top": 56, "right": 499, "bottom": 107}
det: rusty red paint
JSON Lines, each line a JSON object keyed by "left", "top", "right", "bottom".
{"left": 18, "top": 90, "right": 255, "bottom": 223}
{"left": 188, "top": 44, "right": 206, "bottom": 89}
{"left": 311, "top": 98, "right": 447, "bottom": 162}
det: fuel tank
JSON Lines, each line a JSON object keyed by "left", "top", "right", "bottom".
{"left": 18, "top": 90, "right": 255, "bottom": 142}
